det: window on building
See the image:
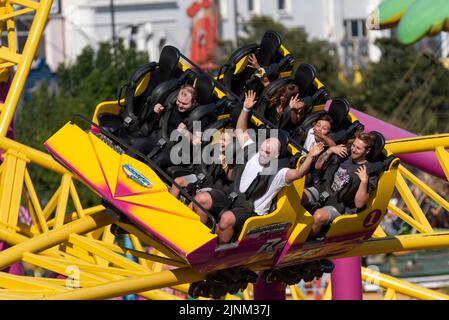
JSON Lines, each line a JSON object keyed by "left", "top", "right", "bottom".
{"left": 344, "top": 19, "right": 368, "bottom": 38}
{"left": 278, "top": 0, "right": 286, "bottom": 11}
{"left": 248, "top": 0, "right": 254, "bottom": 12}
{"left": 278, "top": 0, "right": 292, "bottom": 15}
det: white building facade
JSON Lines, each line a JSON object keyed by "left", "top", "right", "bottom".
{"left": 42, "top": 0, "right": 390, "bottom": 72}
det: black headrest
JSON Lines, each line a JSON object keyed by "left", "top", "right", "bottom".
{"left": 328, "top": 98, "right": 350, "bottom": 131}
{"left": 301, "top": 96, "right": 314, "bottom": 111}
{"left": 294, "top": 64, "right": 316, "bottom": 97}
{"left": 158, "top": 46, "right": 180, "bottom": 79}
{"left": 262, "top": 78, "right": 290, "bottom": 100}
{"left": 150, "top": 78, "right": 180, "bottom": 104}
{"left": 195, "top": 74, "right": 215, "bottom": 106}
{"left": 368, "top": 131, "right": 385, "bottom": 162}
{"left": 257, "top": 31, "right": 282, "bottom": 66}
{"left": 228, "top": 43, "right": 258, "bottom": 66}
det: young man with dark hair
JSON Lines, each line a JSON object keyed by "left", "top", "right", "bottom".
{"left": 302, "top": 132, "right": 379, "bottom": 237}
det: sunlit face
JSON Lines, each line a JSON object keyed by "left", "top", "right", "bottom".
{"left": 219, "top": 131, "right": 233, "bottom": 153}
{"left": 351, "top": 138, "right": 371, "bottom": 162}
{"left": 259, "top": 138, "right": 280, "bottom": 165}
{"left": 176, "top": 89, "right": 194, "bottom": 113}
{"left": 313, "top": 120, "right": 332, "bottom": 141}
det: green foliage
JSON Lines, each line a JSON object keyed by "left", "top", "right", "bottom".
{"left": 15, "top": 40, "right": 148, "bottom": 206}
{"left": 350, "top": 38, "right": 449, "bottom": 134}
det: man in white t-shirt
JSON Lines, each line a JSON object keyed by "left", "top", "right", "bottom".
{"left": 191, "top": 90, "right": 324, "bottom": 243}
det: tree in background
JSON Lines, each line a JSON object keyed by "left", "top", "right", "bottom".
{"left": 15, "top": 40, "right": 148, "bottom": 207}
{"left": 350, "top": 38, "right": 449, "bottom": 134}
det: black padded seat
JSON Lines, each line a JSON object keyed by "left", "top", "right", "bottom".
{"left": 294, "top": 64, "right": 316, "bottom": 98}
{"left": 327, "top": 98, "right": 350, "bottom": 132}
{"left": 368, "top": 131, "right": 386, "bottom": 162}
{"left": 195, "top": 73, "right": 216, "bottom": 106}
{"left": 257, "top": 31, "right": 283, "bottom": 66}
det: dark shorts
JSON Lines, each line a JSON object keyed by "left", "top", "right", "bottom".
{"left": 207, "top": 189, "right": 231, "bottom": 217}
{"left": 227, "top": 194, "right": 256, "bottom": 229}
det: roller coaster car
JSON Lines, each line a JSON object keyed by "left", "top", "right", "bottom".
{"left": 218, "top": 30, "right": 295, "bottom": 97}
{"left": 253, "top": 63, "right": 330, "bottom": 131}
{"left": 45, "top": 110, "right": 398, "bottom": 274}
{"left": 92, "top": 45, "right": 196, "bottom": 135}
{"left": 291, "top": 98, "right": 364, "bottom": 146}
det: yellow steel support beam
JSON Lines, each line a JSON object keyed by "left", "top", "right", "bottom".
{"left": 129, "top": 234, "right": 150, "bottom": 269}
{"left": 0, "top": 210, "right": 117, "bottom": 269}
{"left": 0, "top": 7, "right": 34, "bottom": 21}
{"left": 0, "top": 0, "right": 53, "bottom": 136}
{"left": 387, "top": 203, "right": 430, "bottom": 234}
{"left": 290, "top": 285, "right": 307, "bottom": 300}
{"left": 399, "top": 165, "right": 449, "bottom": 212}
{"left": 0, "top": 150, "right": 18, "bottom": 224}
{"left": 69, "top": 181, "right": 87, "bottom": 219}
{"left": 54, "top": 174, "right": 72, "bottom": 229}
{"left": 23, "top": 169, "right": 49, "bottom": 233}
{"left": 39, "top": 255, "right": 147, "bottom": 278}
{"left": 385, "top": 134, "right": 449, "bottom": 154}
{"left": 322, "top": 281, "right": 332, "bottom": 300}
{"left": 43, "top": 186, "right": 61, "bottom": 220}
{"left": 113, "top": 246, "right": 186, "bottom": 268}
{"left": 435, "top": 146, "right": 449, "bottom": 181}
{"left": 5, "top": 2, "right": 17, "bottom": 54}
{"left": 395, "top": 172, "right": 433, "bottom": 233}
{"left": 362, "top": 267, "right": 449, "bottom": 300}
{"left": 0, "top": 272, "right": 65, "bottom": 292}
{"left": 8, "top": 0, "right": 40, "bottom": 10}
{"left": 68, "top": 234, "right": 150, "bottom": 273}
{"left": 0, "top": 47, "right": 21, "bottom": 64}
{"left": 41, "top": 267, "right": 206, "bottom": 300}
{"left": 0, "top": 137, "right": 67, "bottom": 174}
{"left": 338, "top": 232, "right": 449, "bottom": 258}
{"left": 384, "top": 288, "right": 397, "bottom": 300}
{"left": 7, "top": 153, "right": 28, "bottom": 228}
{"left": 118, "top": 222, "right": 184, "bottom": 262}
{"left": 22, "top": 253, "right": 117, "bottom": 284}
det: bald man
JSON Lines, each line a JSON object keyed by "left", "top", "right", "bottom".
{"left": 191, "top": 90, "right": 323, "bottom": 243}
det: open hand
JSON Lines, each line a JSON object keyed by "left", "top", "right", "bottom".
{"left": 289, "top": 94, "right": 304, "bottom": 112}
{"left": 309, "top": 142, "right": 325, "bottom": 157}
{"left": 243, "top": 90, "right": 257, "bottom": 109}
{"left": 329, "top": 145, "right": 348, "bottom": 158}
{"left": 248, "top": 54, "right": 261, "bottom": 70}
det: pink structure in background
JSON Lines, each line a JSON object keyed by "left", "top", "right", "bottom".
{"left": 331, "top": 257, "right": 363, "bottom": 300}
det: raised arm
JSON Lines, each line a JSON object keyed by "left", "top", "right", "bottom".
{"left": 236, "top": 90, "right": 257, "bottom": 147}
{"left": 285, "top": 142, "right": 324, "bottom": 184}
{"left": 248, "top": 54, "right": 271, "bottom": 87}
{"left": 289, "top": 94, "right": 305, "bottom": 126}
{"left": 315, "top": 144, "right": 347, "bottom": 171}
